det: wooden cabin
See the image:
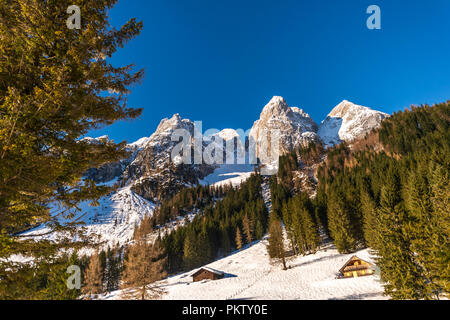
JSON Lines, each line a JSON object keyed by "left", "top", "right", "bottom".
{"left": 339, "top": 256, "right": 375, "bottom": 278}
{"left": 192, "top": 267, "right": 225, "bottom": 282}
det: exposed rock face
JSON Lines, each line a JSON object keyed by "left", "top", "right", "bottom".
{"left": 122, "top": 114, "right": 216, "bottom": 202}
{"left": 318, "top": 100, "right": 389, "bottom": 147}
{"left": 249, "top": 96, "right": 320, "bottom": 168}
{"left": 84, "top": 162, "right": 125, "bottom": 183}
{"left": 84, "top": 98, "right": 389, "bottom": 201}
{"left": 82, "top": 135, "right": 150, "bottom": 183}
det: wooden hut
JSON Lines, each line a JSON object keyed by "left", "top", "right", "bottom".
{"left": 192, "top": 267, "right": 225, "bottom": 282}
{"left": 339, "top": 256, "right": 375, "bottom": 278}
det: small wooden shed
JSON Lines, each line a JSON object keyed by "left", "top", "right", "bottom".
{"left": 192, "top": 267, "right": 225, "bottom": 282}
{"left": 339, "top": 256, "right": 375, "bottom": 278}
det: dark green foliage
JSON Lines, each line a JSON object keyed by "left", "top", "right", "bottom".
{"left": 152, "top": 184, "right": 228, "bottom": 227}
{"left": 327, "top": 189, "right": 360, "bottom": 253}
{"left": 267, "top": 215, "right": 287, "bottom": 270}
{"left": 375, "top": 166, "right": 428, "bottom": 299}
{"left": 270, "top": 102, "right": 449, "bottom": 299}
{"left": 316, "top": 102, "right": 450, "bottom": 299}
{"left": 103, "top": 246, "right": 122, "bottom": 293}
{"left": 0, "top": 251, "right": 83, "bottom": 300}
{"left": 282, "top": 193, "right": 320, "bottom": 255}
{"left": 0, "top": 0, "right": 143, "bottom": 297}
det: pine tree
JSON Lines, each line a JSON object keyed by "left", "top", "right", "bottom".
{"left": 235, "top": 227, "right": 243, "bottom": 250}
{"left": 0, "top": 252, "right": 83, "bottom": 300}
{"left": 405, "top": 163, "right": 450, "bottom": 298}
{"left": 242, "top": 214, "right": 253, "bottom": 244}
{"left": 220, "top": 225, "right": 231, "bottom": 254}
{"left": 360, "top": 189, "right": 378, "bottom": 249}
{"left": 427, "top": 161, "right": 450, "bottom": 297}
{"left": 183, "top": 230, "right": 202, "bottom": 270}
{"left": 282, "top": 201, "right": 297, "bottom": 255}
{"left": 299, "top": 207, "right": 319, "bottom": 254}
{"left": 121, "top": 241, "right": 167, "bottom": 300}
{"left": 104, "top": 247, "right": 121, "bottom": 293}
{"left": 0, "top": 0, "right": 144, "bottom": 289}
{"left": 255, "top": 220, "right": 264, "bottom": 241}
{"left": 82, "top": 251, "right": 104, "bottom": 299}
{"left": 375, "top": 167, "right": 427, "bottom": 299}
{"left": 267, "top": 216, "right": 287, "bottom": 270}
{"left": 327, "top": 190, "right": 358, "bottom": 253}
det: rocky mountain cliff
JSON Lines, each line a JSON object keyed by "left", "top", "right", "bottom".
{"left": 122, "top": 114, "right": 216, "bottom": 202}
{"left": 249, "top": 96, "right": 320, "bottom": 168}
{"left": 85, "top": 97, "right": 389, "bottom": 201}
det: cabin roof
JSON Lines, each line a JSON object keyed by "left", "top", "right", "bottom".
{"left": 191, "top": 267, "right": 224, "bottom": 278}
{"left": 339, "top": 255, "right": 374, "bottom": 274}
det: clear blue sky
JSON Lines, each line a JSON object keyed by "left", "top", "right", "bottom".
{"left": 89, "top": 0, "right": 450, "bottom": 143}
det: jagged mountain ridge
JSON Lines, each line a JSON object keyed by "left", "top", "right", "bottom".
{"left": 249, "top": 96, "right": 320, "bottom": 166}
{"left": 318, "top": 100, "right": 389, "bottom": 147}
{"left": 85, "top": 96, "right": 388, "bottom": 208}
{"left": 26, "top": 96, "right": 388, "bottom": 248}
{"left": 122, "top": 114, "right": 217, "bottom": 202}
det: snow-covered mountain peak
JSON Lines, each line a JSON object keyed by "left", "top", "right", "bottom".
{"left": 249, "top": 97, "right": 320, "bottom": 168}
{"left": 259, "top": 96, "right": 290, "bottom": 118}
{"left": 80, "top": 135, "right": 111, "bottom": 144}
{"left": 328, "top": 100, "right": 372, "bottom": 118}
{"left": 154, "top": 113, "right": 188, "bottom": 134}
{"left": 128, "top": 137, "right": 150, "bottom": 150}
{"left": 215, "top": 128, "right": 240, "bottom": 141}
{"left": 148, "top": 114, "right": 197, "bottom": 145}
{"left": 318, "top": 100, "right": 389, "bottom": 147}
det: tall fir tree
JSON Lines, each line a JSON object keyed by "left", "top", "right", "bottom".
{"left": 121, "top": 240, "right": 167, "bottom": 300}
{"left": 298, "top": 206, "right": 319, "bottom": 254}
{"left": 427, "top": 161, "right": 450, "bottom": 297}
{"left": 327, "top": 189, "right": 358, "bottom": 253}
{"left": 405, "top": 162, "right": 449, "bottom": 298}
{"left": 0, "top": 0, "right": 144, "bottom": 293}
{"left": 82, "top": 251, "right": 104, "bottom": 298}
{"left": 267, "top": 216, "right": 287, "bottom": 270}
{"left": 235, "top": 226, "right": 243, "bottom": 250}
{"left": 375, "top": 167, "right": 427, "bottom": 299}
{"left": 242, "top": 214, "right": 253, "bottom": 245}
{"left": 360, "top": 189, "right": 378, "bottom": 250}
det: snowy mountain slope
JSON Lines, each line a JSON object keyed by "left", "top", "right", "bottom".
{"left": 102, "top": 239, "right": 386, "bottom": 300}
{"left": 199, "top": 164, "right": 254, "bottom": 188}
{"left": 318, "top": 100, "right": 389, "bottom": 147}
{"left": 200, "top": 128, "right": 254, "bottom": 187}
{"left": 22, "top": 185, "right": 156, "bottom": 249}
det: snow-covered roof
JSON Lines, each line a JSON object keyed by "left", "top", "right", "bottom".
{"left": 192, "top": 267, "right": 224, "bottom": 277}
{"left": 339, "top": 255, "right": 374, "bottom": 274}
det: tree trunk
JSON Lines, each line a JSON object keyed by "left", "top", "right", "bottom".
{"left": 281, "top": 253, "right": 287, "bottom": 270}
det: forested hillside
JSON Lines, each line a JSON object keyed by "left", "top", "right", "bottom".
{"left": 273, "top": 102, "right": 449, "bottom": 299}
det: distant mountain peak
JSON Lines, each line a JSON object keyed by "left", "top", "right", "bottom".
{"left": 260, "top": 96, "right": 290, "bottom": 117}
{"left": 250, "top": 97, "right": 319, "bottom": 168}
{"left": 319, "top": 100, "right": 389, "bottom": 147}
{"left": 215, "top": 128, "right": 240, "bottom": 141}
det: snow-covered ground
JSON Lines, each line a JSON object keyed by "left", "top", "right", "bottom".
{"left": 199, "top": 164, "right": 255, "bottom": 188}
{"left": 21, "top": 186, "right": 156, "bottom": 249}
{"left": 102, "top": 239, "right": 387, "bottom": 300}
